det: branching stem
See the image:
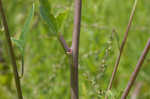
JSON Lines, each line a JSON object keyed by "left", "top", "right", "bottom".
{"left": 58, "top": 34, "right": 72, "bottom": 55}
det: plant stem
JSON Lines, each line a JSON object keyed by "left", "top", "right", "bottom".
{"left": 71, "top": 0, "right": 82, "bottom": 99}
{"left": 121, "top": 39, "right": 150, "bottom": 99}
{"left": 58, "top": 34, "right": 72, "bottom": 54}
{"left": 106, "top": 0, "right": 138, "bottom": 96}
{"left": 0, "top": 0, "right": 23, "bottom": 99}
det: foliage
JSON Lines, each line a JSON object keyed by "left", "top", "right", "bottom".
{"left": 0, "top": 0, "right": 150, "bottom": 99}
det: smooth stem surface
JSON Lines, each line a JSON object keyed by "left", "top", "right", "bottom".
{"left": 71, "top": 0, "right": 82, "bottom": 99}
{"left": 58, "top": 34, "right": 71, "bottom": 54}
{"left": 106, "top": 0, "right": 138, "bottom": 94}
{"left": 0, "top": 0, "right": 23, "bottom": 99}
{"left": 121, "top": 39, "right": 150, "bottom": 99}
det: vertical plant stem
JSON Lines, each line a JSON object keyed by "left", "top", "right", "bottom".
{"left": 106, "top": 0, "right": 138, "bottom": 94}
{"left": 121, "top": 39, "right": 150, "bottom": 99}
{"left": 71, "top": 0, "right": 82, "bottom": 99}
{"left": 0, "top": 0, "right": 23, "bottom": 99}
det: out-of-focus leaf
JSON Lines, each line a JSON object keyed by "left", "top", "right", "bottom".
{"left": 56, "top": 10, "right": 69, "bottom": 30}
{"left": 39, "top": 0, "right": 51, "bottom": 12}
{"left": 39, "top": 0, "right": 57, "bottom": 36}
{"left": 0, "top": 75, "right": 7, "bottom": 85}
{"left": 12, "top": 3, "right": 34, "bottom": 60}
{"left": 11, "top": 37, "right": 23, "bottom": 54}
{"left": 20, "top": 4, "right": 35, "bottom": 44}
{"left": 11, "top": 4, "right": 34, "bottom": 78}
{"left": 106, "top": 90, "right": 115, "bottom": 99}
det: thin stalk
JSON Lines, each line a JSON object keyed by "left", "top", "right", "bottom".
{"left": 121, "top": 39, "right": 150, "bottom": 99}
{"left": 58, "top": 34, "right": 72, "bottom": 54}
{"left": 0, "top": 0, "right": 23, "bottom": 99}
{"left": 71, "top": 0, "right": 82, "bottom": 99}
{"left": 106, "top": 0, "right": 138, "bottom": 95}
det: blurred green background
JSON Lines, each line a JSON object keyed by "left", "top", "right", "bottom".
{"left": 0, "top": 0, "right": 150, "bottom": 99}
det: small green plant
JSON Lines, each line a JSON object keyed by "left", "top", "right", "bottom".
{"left": 11, "top": 4, "right": 34, "bottom": 78}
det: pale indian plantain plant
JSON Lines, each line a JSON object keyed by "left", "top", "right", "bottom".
{"left": 39, "top": 0, "right": 82, "bottom": 99}
{"left": 11, "top": 4, "right": 35, "bottom": 79}
{"left": 0, "top": 0, "right": 35, "bottom": 98}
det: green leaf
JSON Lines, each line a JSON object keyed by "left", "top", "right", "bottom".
{"left": 11, "top": 37, "right": 24, "bottom": 54}
{"left": 39, "top": 0, "right": 51, "bottom": 12}
{"left": 20, "top": 4, "right": 35, "bottom": 44}
{"left": 11, "top": 4, "right": 34, "bottom": 78}
{"left": 56, "top": 10, "right": 69, "bottom": 30}
{"left": 106, "top": 90, "right": 115, "bottom": 99}
{"left": 11, "top": 37, "right": 24, "bottom": 78}
{"left": 39, "top": 0, "right": 57, "bottom": 35}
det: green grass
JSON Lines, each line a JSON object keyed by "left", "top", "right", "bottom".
{"left": 0, "top": 0, "right": 150, "bottom": 99}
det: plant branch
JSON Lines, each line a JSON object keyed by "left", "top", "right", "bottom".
{"left": 106, "top": 0, "right": 138, "bottom": 94}
{"left": 0, "top": 0, "right": 23, "bottom": 99}
{"left": 121, "top": 39, "right": 150, "bottom": 99}
{"left": 58, "top": 34, "right": 72, "bottom": 54}
{"left": 71, "top": 0, "right": 82, "bottom": 99}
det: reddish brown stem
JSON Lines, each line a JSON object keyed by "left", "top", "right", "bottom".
{"left": 58, "top": 34, "right": 72, "bottom": 54}
{"left": 0, "top": 0, "right": 23, "bottom": 99}
{"left": 71, "top": 0, "right": 82, "bottom": 99}
{"left": 121, "top": 39, "right": 150, "bottom": 99}
{"left": 106, "top": 0, "right": 138, "bottom": 95}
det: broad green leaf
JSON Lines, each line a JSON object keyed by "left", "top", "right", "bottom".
{"left": 56, "top": 10, "right": 69, "bottom": 30}
{"left": 20, "top": 4, "right": 35, "bottom": 44}
{"left": 39, "top": 0, "right": 57, "bottom": 35}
